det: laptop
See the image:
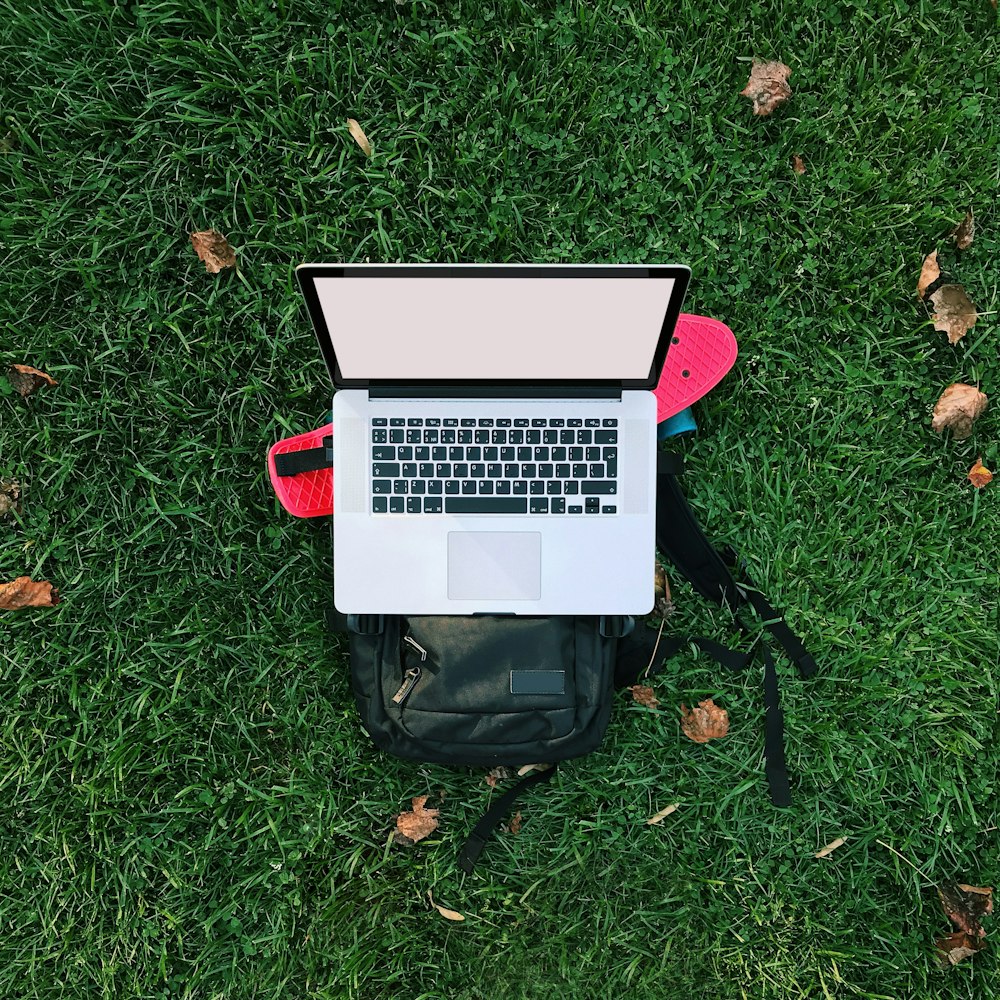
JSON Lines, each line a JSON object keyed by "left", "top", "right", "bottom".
{"left": 296, "top": 263, "right": 690, "bottom": 615}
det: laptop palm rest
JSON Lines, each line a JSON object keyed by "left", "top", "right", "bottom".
{"left": 447, "top": 532, "right": 541, "bottom": 601}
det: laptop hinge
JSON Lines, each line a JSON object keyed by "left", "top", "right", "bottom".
{"left": 367, "top": 385, "right": 622, "bottom": 400}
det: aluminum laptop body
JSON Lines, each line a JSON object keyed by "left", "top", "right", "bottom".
{"left": 296, "top": 263, "right": 690, "bottom": 615}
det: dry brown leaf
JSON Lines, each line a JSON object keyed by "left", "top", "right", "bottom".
{"left": 8, "top": 364, "right": 58, "bottom": 398}
{"left": 508, "top": 811, "right": 523, "bottom": 835}
{"left": 485, "top": 766, "right": 513, "bottom": 787}
{"left": 0, "top": 576, "right": 59, "bottom": 610}
{"left": 929, "top": 284, "right": 977, "bottom": 345}
{"left": 951, "top": 209, "right": 975, "bottom": 251}
{"left": 739, "top": 60, "right": 792, "bottom": 116}
{"left": 680, "top": 699, "right": 729, "bottom": 744}
{"left": 190, "top": 230, "right": 236, "bottom": 274}
{"left": 646, "top": 803, "right": 679, "bottom": 825}
{"left": 0, "top": 478, "right": 21, "bottom": 518}
{"left": 653, "top": 562, "right": 675, "bottom": 618}
{"left": 916, "top": 251, "right": 941, "bottom": 301}
{"left": 792, "top": 155, "right": 806, "bottom": 175}
{"left": 968, "top": 458, "right": 993, "bottom": 489}
{"left": 938, "top": 881, "right": 993, "bottom": 939}
{"left": 347, "top": 118, "right": 372, "bottom": 157}
{"left": 931, "top": 383, "right": 988, "bottom": 440}
{"left": 516, "top": 763, "right": 552, "bottom": 777}
{"left": 936, "top": 929, "right": 983, "bottom": 966}
{"left": 630, "top": 684, "right": 659, "bottom": 709}
{"left": 427, "top": 890, "right": 465, "bottom": 922}
{"left": 814, "top": 836, "right": 847, "bottom": 858}
{"left": 395, "top": 795, "right": 440, "bottom": 844}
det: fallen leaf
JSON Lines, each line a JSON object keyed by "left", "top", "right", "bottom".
{"left": 951, "top": 209, "right": 975, "bottom": 251}
{"left": 7, "top": 364, "right": 57, "bottom": 398}
{"left": 630, "top": 684, "right": 659, "bottom": 709}
{"left": 968, "top": 458, "right": 993, "bottom": 489}
{"left": 516, "top": 763, "right": 552, "bottom": 777}
{"left": 428, "top": 890, "right": 465, "bottom": 922}
{"left": 929, "top": 284, "right": 977, "bottom": 345}
{"left": 347, "top": 118, "right": 372, "bottom": 157}
{"left": 0, "top": 478, "right": 21, "bottom": 518}
{"left": 508, "top": 811, "right": 523, "bottom": 835}
{"left": 485, "top": 766, "right": 514, "bottom": 787}
{"left": 395, "top": 795, "right": 440, "bottom": 844}
{"left": 653, "top": 562, "right": 675, "bottom": 618}
{"left": 814, "top": 836, "right": 847, "bottom": 858}
{"left": 739, "top": 59, "right": 792, "bottom": 116}
{"left": 680, "top": 699, "right": 729, "bottom": 744}
{"left": 646, "top": 803, "right": 679, "bottom": 825}
{"left": 931, "top": 383, "right": 988, "bottom": 440}
{"left": 936, "top": 929, "right": 983, "bottom": 966}
{"left": 916, "top": 251, "right": 941, "bottom": 301}
{"left": 0, "top": 577, "right": 59, "bottom": 610}
{"left": 792, "top": 155, "right": 806, "bottom": 175}
{"left": 190, "top": 230, "right": 237, "bottom": 274}
{"left": 938, "top": 881, "right": 993, "bottom": 939}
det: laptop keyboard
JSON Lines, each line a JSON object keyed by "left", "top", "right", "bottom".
{"left": 369, "top": 417, "right": 619, "bottom": 515}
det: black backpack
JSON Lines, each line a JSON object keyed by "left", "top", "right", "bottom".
{"left": 276, "top": 448, "right": 816, "bottom": 872}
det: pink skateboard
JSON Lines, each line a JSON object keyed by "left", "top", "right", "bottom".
{"left": 268, "top": 313, "right": 736, "bottom": 518}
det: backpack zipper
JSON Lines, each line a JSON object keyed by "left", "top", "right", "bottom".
{"left": 392, "top": 635, "right": 429, "bottom": 706}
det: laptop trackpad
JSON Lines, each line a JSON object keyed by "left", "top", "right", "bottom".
{"left": 447, "top": 532, "right": 541, "bottom": 601}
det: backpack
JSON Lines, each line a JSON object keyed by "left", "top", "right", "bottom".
{"left": 273, "top": 442, "right": 817, "bottom": 873}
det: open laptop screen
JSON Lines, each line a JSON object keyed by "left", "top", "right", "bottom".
{"left": 297, "top": 264, "right": 689, "bottom": 389}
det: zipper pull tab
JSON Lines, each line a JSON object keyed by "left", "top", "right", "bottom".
{"left": 403, "top": 635, "right": 428, "bottom": 661}
{"left": 392, "top": 665, "right": 422, "bottom": 705}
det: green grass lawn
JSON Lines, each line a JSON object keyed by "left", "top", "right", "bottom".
{"left": 2, "top": 1, "right": 998, "bottom": 997}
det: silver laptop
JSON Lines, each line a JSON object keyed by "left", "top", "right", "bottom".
{"left": 296, "top": 263, "right": 690, "bottom": 615}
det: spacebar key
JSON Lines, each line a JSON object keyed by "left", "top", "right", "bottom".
{"left": 445, "top": 497, "right": 527, "bottom": 514}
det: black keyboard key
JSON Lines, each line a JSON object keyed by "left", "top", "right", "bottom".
{"left": 500, "top": 447, "right": 515, "bottom": 461}
{"left": 458, "top": 429, "right": 473, "bottom": 444}
{"left": 402, "top": 463, "right": 417, "bottom": 477}
{"left": 569, "top": 447, "right": 583, "bottom": 461}
{"left": 509, "top": 430, "right": 524, "bottom": 444}
{"left": 373, "top": 496, "right": 388, "bottom": 513}
{"left": 543, "top": 430, "right": 557, "bottom": 444}
{"left": 572, "top": 463, "right": 587, "bottom": 477}
{"left": 538, "top": 463, "right": 554, "bottom": 478}
{"left": 581, "top": 481, "right": 616, "bottom": 495}
{"left": 390, "top": 497, "right": 405, "bottom": 512}
{"left": 564, "top": 482, "right": 579, "bottom": 495}
{"left": 586, "top": 447, "right": 600, "bottom": 461}
{"left": 372, "top": 479, "right": 392, "bottom": 494}
{"left": 487, "top": 463, "right": 502, "bottom": 477}
{"left": 445, "top": 480, "right": 460, "bottom": 494}
{"left": 552, "top": 447, "right": 566, "bottom": 461}
{"left": 407, "top": 496, "right": 421, "bottom": 513}
{"left": 517, "top": 447, "right": 532, "bottom": 461}
{"left": 415, "top": 446, "right": 429, "bottom": 460}
{"left": 534, "top": 446, "right": 549, "bottom": 461}
{"left": 550, "top": 418, "right": 564, "bottom": 427}
{"left": 484, "top": 447, "right": 498, "bottom": 461}
{"left": 567, "top": 419, "right": 582, "bottom": 427}
{"left": 436, "top": 463, "right": 452, "bottom": 477}
{"left": 390, "top": 418, "right": 405, "bottom": 426}
{"left": 512, "top": 481, "right": 528, "bottom": 494}
{"left": 389, "top": 429, "right": 404, "bottom": 443}
{"left": 579, "top": 430, "right": 592, "bottom": 444}
{"left": 475, "top": 430, "right": 490, "bottom": 444}
{"left": 407, "top": 418, "right": 423, "bottom": 426}
{"left": 424, "top": 429, "right": 439, "bottom": 443}
{"left": 449, "top": 446, "right": 463, "bottom": 461}
{"left": 595, "top": 430, "right": 617, "bottom": 444}
{"left": 589, "top": 463, "right": 605, "bottom": 478}
{"left": 530, "top": 481, "right": 544, "bottom": 495}
{"left": 492, "top": 430, "right": 506, "bottom": 444}
{"left": 424, "top": 497, "right": 442, "bottom": 513}
{"left": 453, "top": 463, "right": 468, "bottom": 477}
{"left": 513, "top": 418, "right": 529, "bottom": 427}
{"left": 603, "top": 418, "right": 617, "bottom": 427}
{"left": 373, "top": 446, "right": 395, "bottom": 460}
{"left": 552, "top": 497, "right": 566, "bottom": 513}
{"left": 546, "top": 480, "right": 561, "bottom": 495}
{"left": 428, "top": 480, "right": 443, "bottom": 494}
{"left": 372, "top": 463, "right": 400, "bottom": 477}
{"left": 372, "top": 429, "right": 387, "bottom": 443}
{"left": 497, "top": 418, "right": 511, "bottom": 427}
{"left": 432, "top": 446, "right": 447, "bottom": 461}
{"left": 569, "top": 504, "right": 583, "bottom": 513}
{"left": 526, "top": 430, "right": 541, "bottom": 444}
{"left": 496, "top": 480, "right": 511, "bottom": 494}
{"left": 504, "top": 463, "right": 519, "bottom": 477}
{"left": 406, "top": 429, "right": 421, "bottom": 443}
{"left": 372, "top": 418, "right": 387, "bottom": 426}
{"left": 461, "top": 480, "right": 476, "bottom": 494}
{"left": 443, "top": 418, "right": 459, "bottom": 427}
{"left": 521, "top": 463, "right": 537, "bottom": 477}
{"left": 393, "top": 480, "right": 408, "bottom": 494}
{"left": 445, "top": 497, "right": 527, "bottom": 514}
{"left": 479, "top": 418, "right": 494, "bottom": 427}
{"left": 478, "top": 480, "right": 494, "bottom": 494}
{"left": 585, "top": 418, "right": 600, "bottom": 427}
{"left": 604, "top": 448, "right": 617, "bottom": 477}
{"left": 441, "top": 429, "right": 456, "bottom": 444}
{"left": 467, "top": 446, "right": 482, "bottom": 461}
{"left": 560, "top": 430, "right": 574, "bottom": 445}
{"left": 531, "top": 419, "right": 547, "bottom": 427}
{"left": 426, "top": 418, "right": 441, "bottom": 427}
{"left": 529, "top": 497, "right": 549, "bottom": 513}
{"left": 556, "top": 464, "right": 571, "bottom": 478}
{"left": 419, "top": 463, "right": 434, "bottom": 477}
{"left": 586, "top": 497, "right": 600, "bottom": 510}
{"left": 470, "top": 464, "right": 486, "bottom": 478}
{"left": 397, "top": 446, "right": 413, "bottom": 460}
{"left": 602, "top": 505, "right": 617, "bottom": 514}
{"left": 461, "top": 418, "right": 476, "bottom": 426}
{"left": 410, "top": 480, "right": 425, "bottom": 495}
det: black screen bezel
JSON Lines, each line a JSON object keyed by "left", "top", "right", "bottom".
{"left": 295, "top": 263, "right": 691, "bottom": 390}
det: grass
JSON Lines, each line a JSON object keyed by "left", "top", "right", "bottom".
{"left": 1, "top": 0, "right": 998, "bottom": 996}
